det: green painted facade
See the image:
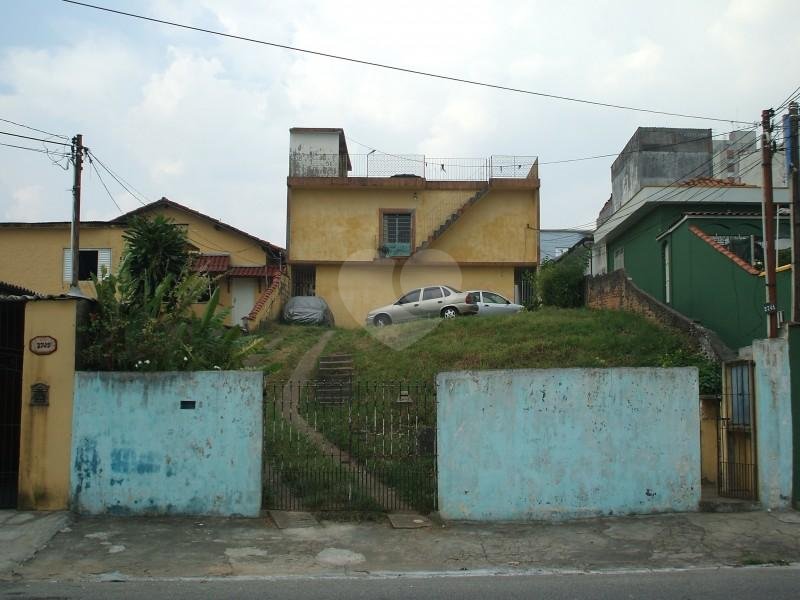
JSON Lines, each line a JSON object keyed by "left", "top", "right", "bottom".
{"left": 605, "top": 205, "right": 791, "bottom": 350}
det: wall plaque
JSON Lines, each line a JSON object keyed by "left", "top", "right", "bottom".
{"left": 29, "top": 336, "right": 58, "bottom": 355}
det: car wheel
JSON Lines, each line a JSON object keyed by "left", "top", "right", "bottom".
{"left": 441, "top": 307, "right": 459, "bottom": 319}
{"left": 374, "top": 314, "right": 391, "bottom": 327}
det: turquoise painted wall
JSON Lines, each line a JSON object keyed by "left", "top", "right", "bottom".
{"left": 71, "top": 371, "right": 263, "bottom": 516}
{"left": 788, "top": 325, "right": 800, "bottom": 508}
{"left": 436, "top": 367, "right": 700, "bottom": 521}
{"left": 751, "top": 338, "right": 793, "bottom": 510}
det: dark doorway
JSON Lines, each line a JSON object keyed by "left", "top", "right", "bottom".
{"left": 0, "top": 301, "right": 25, "bottom": 508}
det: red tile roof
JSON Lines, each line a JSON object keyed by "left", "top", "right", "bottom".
{"left": 228, "top": 266, "right": 270, "bottom": 277}
{"left": 688, "top": 225, "right": 760, "bottom": 275}
{"left": 677, "top": 177, "right": 752, "bottom": 188}
{"left": 192, "top": 254, "right": 230, "bottom": 273}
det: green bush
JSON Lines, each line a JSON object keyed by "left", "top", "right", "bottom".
{"left": 535, "top": 249, "right": 589, "bottom": 308}
{"left": 80, "top": 216, "right": 261, "bottom": 371}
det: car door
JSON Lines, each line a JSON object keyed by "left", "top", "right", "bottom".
{"left": 392, "top": 289, "right": 421, "bottom": 323}
{"left": 479, "top": 291, "right": 511, "bottom": 316}
{"left": 415, "top": 286, "right": 446, "bottom": 318}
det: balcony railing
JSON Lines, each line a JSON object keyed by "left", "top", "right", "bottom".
{"left": 289, "top": 152, "right": 538, "bottom": 181}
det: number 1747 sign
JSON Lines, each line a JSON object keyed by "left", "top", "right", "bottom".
{"left": 29, "top": 336, "right": 57, "bottom": 355}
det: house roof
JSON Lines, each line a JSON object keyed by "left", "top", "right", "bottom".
{"left": 0, "top": 280, "right": 37, "bottom": 296}
{"left": 656, "top": 210, "right": 763, "bottom": 240}
{"left": 228, "top": 266, "right": 278, "bottom": 278}
{"left": 676, "top": 177, "right": 754, "bottom": 188}
{"left": 111, "top": 198, "right": 285, "bottom": 258}
{"left": 688, "top": 225, "right": 760, "bottom": 275}
{"left": 191, "top": 254, "right": 231, "bottom": 273}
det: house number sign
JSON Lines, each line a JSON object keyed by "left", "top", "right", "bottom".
{"left": 29, "top": 336, "right": 58, "bottom": 355}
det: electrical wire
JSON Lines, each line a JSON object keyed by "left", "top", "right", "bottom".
{"left": 61, "top": 0, "right": 754, "bottom": 125}
{"left": 0, "top": 130, "right": 71, "bottom": 146}
{"left": 86, "top": 152, "right": 123, "bottom": 213}
{"left": 0, "top": 141, "right": 70, "bottom": 156}
{"left": 86, "top": 149, "right": 150, "bottom": 206}
{"left": 0, "top": 117, "right": 70, "bottom": 140}
{"left": 346, "top": 126, "right": 759, "bottom": 170}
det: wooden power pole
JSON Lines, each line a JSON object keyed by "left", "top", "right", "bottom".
{"left": 789, "top": 102, "right": 800, "bottom": 322}
{"left": 762, "top": 110, "right": 779, "bottom": 337}
{"left": 69, "top": 134, "right": 84, "bottom": 294}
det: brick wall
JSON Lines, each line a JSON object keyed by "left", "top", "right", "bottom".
{"left": 586, "top": 270, "right": 734, "bottom": 361}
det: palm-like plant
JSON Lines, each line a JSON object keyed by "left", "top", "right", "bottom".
{"left": 121, "top": 215, "right": 190, "bottom": 305}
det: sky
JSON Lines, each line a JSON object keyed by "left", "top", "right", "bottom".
{"left": 1, "top": 0, "right": 798, "bottom": 246}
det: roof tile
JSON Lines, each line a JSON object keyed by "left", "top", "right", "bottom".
{"left": 688, "top": 225, "right": 760, "bottom": 275}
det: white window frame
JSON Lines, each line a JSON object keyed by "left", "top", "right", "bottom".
{"left": 63, "top": 248, "right": 112, "bottom": 281}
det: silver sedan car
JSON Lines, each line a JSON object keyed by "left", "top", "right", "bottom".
{"left": 466, "top": 290, "right": 524, "bottom": 317}
{"left": 366, "top": 285, "right": 478, "bottom": 327}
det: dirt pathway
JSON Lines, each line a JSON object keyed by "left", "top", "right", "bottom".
{"left": 276, "top": 330, "right": 413, "bottom": 513}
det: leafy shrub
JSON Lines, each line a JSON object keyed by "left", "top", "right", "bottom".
{"left": 80, "top": 216, "right": 261, "bottom": 371}
{"left": 535, "top": 249, "right": 589, "bottom": 308}
{"left": 659, "top": 348, "right": 721, "bottom": 395}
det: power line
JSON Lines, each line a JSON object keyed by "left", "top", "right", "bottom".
{"left": 0, "top": 141, "right": 70, "bottom": 156}
{"left": 0, "top": 117, "right": 70, "bottom": 140}
{"left": 347, "top": 125, "right": 759, "bottom": 169}
{"left": 61, "top": 0, "right": 754, "bottom": 125}
{"left": 86, "top": 149, "right": 150, "bottom": 206}
{"left": 86, "top": 153, "right": 123, "bottom": 213}
{"left": 0, "top": 130, "right": 71, "bottom": 146}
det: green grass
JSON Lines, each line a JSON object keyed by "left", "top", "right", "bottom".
{"left": 247, "top": 322, "right": 330, "bottom": 381}
{"left": 263, "top": 401, "right": 383, "bottom": 512}
{"left": 324, "top": 308, "right": 720, "bottom": 390}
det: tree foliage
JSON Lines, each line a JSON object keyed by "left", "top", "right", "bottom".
{"left": 121, "top": 215, "right": 190, "bottom": 305}
{"left": 535, "top": 249, "right": 589, "bottom": 308}
{"left": 81, "top": 216, "right": 261, "bottom": 371}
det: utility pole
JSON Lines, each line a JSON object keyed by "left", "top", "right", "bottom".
{"left": 762, "top": 110, "right": 778, "bottom": 338}
{"left": 69, "top": 134, "right": 84, "bottom": 295}
{"left": 789, "top": 101, "right": 800, "bottom": 322}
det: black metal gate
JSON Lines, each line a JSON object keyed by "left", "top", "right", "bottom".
{"left": 263, "top": 381, "right": 437, "bottom": 513}
{"left": 0, "top": 301, "right": 25, "bottom": 508}
{"left": 717, "top": 360, "right": 757, "bottom": 500}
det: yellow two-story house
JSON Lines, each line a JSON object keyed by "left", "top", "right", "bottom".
{"left": 0, "top": 198, "right": 285, "bottom": 327}
{"left": 286, "top": 128, "right": 540, "bottom": 328}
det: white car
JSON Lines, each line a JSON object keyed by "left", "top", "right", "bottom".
{"left": 465, "top": 290, "right": 524, "bottom": 317}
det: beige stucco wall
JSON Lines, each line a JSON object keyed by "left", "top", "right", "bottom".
{"left": 316, "top": 263, "right": 515, "bottom": 328}
{"left": 0, "top": 226, "right": 126, "bottom": 297}
{"left": 289, "top": 186, "right": 539, "bottom": 264}
{"left": 0, "top": 205, "right": 272, "bottom": 326}
{"left": 17, "top": 299, "right": 81, "bottom": 510}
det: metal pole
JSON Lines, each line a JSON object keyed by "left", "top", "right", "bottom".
{"left": 761, "top": 110, "right": 778, "bottom": 337}
{"left": 789, "top": 101, "right": 800, "bottom": 322}
{"left": 69, "top": 134, "right": 84, "bottom": 295}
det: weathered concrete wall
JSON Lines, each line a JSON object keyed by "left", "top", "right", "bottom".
{"left": 586, "top": 269, "right": 734, "bottom": 361}
{"left": 71, "top": 371, "right": 263, "bottom": 516}
{"left": 751, "top": 338, "right": 793, "bottom": 509}
{"left": 437, "top": 368, "right": 700, "bottom": 521}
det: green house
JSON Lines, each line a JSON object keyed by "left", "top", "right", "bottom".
{"left": 592, "top": 127, "right": 792, "bottom": 350}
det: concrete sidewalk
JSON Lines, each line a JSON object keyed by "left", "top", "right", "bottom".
{"left": 3, "top": 510, "right": 800, "bottom": 581}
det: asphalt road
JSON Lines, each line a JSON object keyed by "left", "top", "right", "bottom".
{"left": 2, "top": 566, "right": 798, "bottom": 599}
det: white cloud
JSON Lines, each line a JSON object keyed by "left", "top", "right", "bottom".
{"left": 1, "top": 0, "right": 799, "bottom": 239}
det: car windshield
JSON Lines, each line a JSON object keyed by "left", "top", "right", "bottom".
{"left": 444, "top": 286, "right": 461, "bottom": 293}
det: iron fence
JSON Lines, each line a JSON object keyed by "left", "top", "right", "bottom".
{"left": 263, "top": 380, "right": 437, "bottom": 513}
{"left": 289, "top": 152, "right": 538, "bottom": 181}
{"left": 717, "top": 361, "right": 757, "bottom": 501}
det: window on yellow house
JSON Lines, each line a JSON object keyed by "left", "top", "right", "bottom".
{"left": 381, "top": 212, "right": 413, "bottom": 257}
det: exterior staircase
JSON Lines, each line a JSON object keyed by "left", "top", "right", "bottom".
{"left": 414, "top": 186, "right": 489, "bottom": 253}
{"left": 315, "top": 353, "right": 354, "bottom": 404}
